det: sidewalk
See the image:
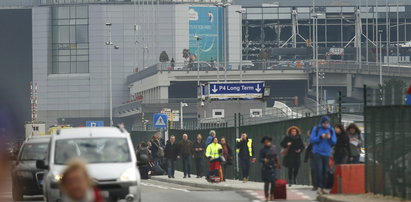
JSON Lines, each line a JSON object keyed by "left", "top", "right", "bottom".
{"left": 150, "top": 171, "right": 311, "bottom": 191}
{"left": 318, "top": 193, "right": 411, "bottom": 202}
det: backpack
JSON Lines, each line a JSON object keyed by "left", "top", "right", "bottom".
{"left": 153, "top": 140, "right": 165, "bottom": 158}
{"left": 137, "top": 148, "right": 150, "bottom": 164}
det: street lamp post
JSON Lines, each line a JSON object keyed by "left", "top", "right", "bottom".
{"left": 215, "top": 2, "right": 231, "bottom": 82}
{"left": 105, "top": 22, "right": 119, "bottom": 126}
{"left": 236, "top": 9, "right": 246, "bottom": 83}
{"left": 312, "top": 12, "right": 322, "bottom": 115}
{"left": 379, "top": 30, "right": 383, "bottom": 86}
{"left": 194, "top": 35, "right": 202, "bottom": 86}
{"left": 180, "top": 102, "right": 188, "bottom": 129}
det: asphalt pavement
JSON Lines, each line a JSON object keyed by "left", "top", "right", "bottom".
{"left": 0, "top": 177, "right": 317, "bottom": 202}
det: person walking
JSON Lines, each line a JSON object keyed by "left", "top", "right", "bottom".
{"left": 206, "top": 130, "right": 216, "bottom": 146}
{"left": 205, "top": 137, "right": 223, "bottom": 182}
{"left": 346, "top": 123, "right": 363, "bottom": 164}
{"left": 136, "top": 142, "right": 151, "bottom": 180}
{"left": 236, "top": 132, "right": 255, "bottom": 183}
{"left": 178, "top": 134, "right": 193, "bottom": 178}
{"left": 333, "top": 124, "right": 351, "bottom": 165}
{"left": 60, "top": 159, "right": 105, "bottom": 202}
{"left": 259, "top": 136, "right": 280, "bottom": 201}
{"left": 150, "top": 132, "right": 165, "bottom": 167}
{"left": 192, "top": 134, "right": 206, "bottom": 178}
{"left": 304, "top": 130, "right": 317, "bottom": 191}
{"left": 310, "top": 116, "right": 337, "bottom": 195}
{"left": 165, "top": 135, "right": 179, "bottom": 178}
{"left": 220, "top": 136, "right": 233, "bottom": 181}
{"left": 280, "top": 126, "right": 305, "bottom": 187}
{"left": 170, "top": 58, "right": 175, "bottom": 69}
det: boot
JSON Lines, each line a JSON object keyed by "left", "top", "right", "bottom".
{"left": 270, "top": 193, "right": 275, "bottom": 201}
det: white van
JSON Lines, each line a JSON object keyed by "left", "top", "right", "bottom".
{"left": 36, "top": 127, "right": 141, "bottom": 202}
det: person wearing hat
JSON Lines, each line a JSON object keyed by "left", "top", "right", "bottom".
{"left": 310, "top": 116, "right": 337, "bottom": 195}
{"left": 280, "top": 126, "right": 305, "bottom": 187}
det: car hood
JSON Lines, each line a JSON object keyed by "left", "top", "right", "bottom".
{"left": 15, "top": 160, "right": 39, "bottom": 171}
{"left": 52, "top": 163, "right": 135, "bottom": 181}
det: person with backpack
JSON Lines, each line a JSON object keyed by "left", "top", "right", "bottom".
{"left": 192, "top": 134, "right": 206, "bottom": 178}
{"left": 205, "top": 130, "right": 216, "bottom": 146}
{"left": 280, "top": 126, "right": 305, "bottom": 187}
{"left": 259, "top": 136, "right": 280, "bottom": 201}
{"left": 178, "top": 134, "right": 193, "bottom": 178}
{"left": 346, "top": 123, "right": 363, "bottom": 164}
{"left": 334, "top": 124, "right": 351, "bottom": 165}
{"left": 150, "top": 132, "right": 165, "bottom": 167}
{"left": 310, "top": 116, "right": 337, "bottom": 195}
{"left": 165, "top": 135, "right": 179, "bottom": 178}
{"left": 136, "top": 142, "right": 151, "bottom": 179}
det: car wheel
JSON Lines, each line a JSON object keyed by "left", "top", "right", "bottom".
{"left": 12, "top": 183, "right": 23, "bottom": 201}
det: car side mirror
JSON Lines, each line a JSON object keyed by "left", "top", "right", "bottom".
{"left": 36, "top": 160, "right": 49, "bottom": 170}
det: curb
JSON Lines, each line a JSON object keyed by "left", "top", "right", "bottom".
{"left": 317, "top": 195, "right": 346, "bottom": 202}
{"left": 149, "top": 176, "right": 261, "bottom": 191}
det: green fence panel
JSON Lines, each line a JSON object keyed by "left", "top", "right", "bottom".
{"left": 130, "top": 131, "right": 158, "bottom": 149}
{"left": 365, "top": 106, "right": 411, "bottom": 200}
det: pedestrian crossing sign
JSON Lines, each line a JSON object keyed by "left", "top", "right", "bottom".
{"left": 153, "top": 113, "right": 168, "bottom": 128}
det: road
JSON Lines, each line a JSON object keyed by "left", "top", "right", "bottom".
{"left": 0, "top": 179, "right": 317, "bottom": 202}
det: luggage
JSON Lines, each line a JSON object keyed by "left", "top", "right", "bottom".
{"left": 274, "top": 179, "right": 287, "bottom": 199}
{"left": 150, "top": 162, "right": 166, "bottom": 175}
{"left": 209, "top": 175, "right": 221, "bottom": 183}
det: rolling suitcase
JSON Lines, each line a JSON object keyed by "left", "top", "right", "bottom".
{"left": 274, "top": 179, "right": 287, "bottom": 199}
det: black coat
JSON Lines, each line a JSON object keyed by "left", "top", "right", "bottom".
{"left": 334, "top": 132, "right": 351, "bottom": 158}
{"left": 280, "top": 135, "right": 305, "bottom": 168}
{"left": 192, "top": 140, "right": 205, "bottom": 159}
{"left": 164, "top": 141, "right": 179, "bottom": 160}
{"left": 259, "top": 146, "right": 278, "bottom": 182}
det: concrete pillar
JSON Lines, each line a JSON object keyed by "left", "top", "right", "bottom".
{"left": 159, "top": 86, "right": 169, "bottom": 100}
{"left": 346, "top": 73, "right": 353, "bottom": 97}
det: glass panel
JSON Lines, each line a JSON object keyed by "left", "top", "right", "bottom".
{"left": 246, "top": 14, "right": 262, "bottom": 20}
{"left": 279, "top": 14, "right": 291, "bottom": 19}
{"left": 70, "top": 25, "right": 75, "bottom": 42}
{"left": 76, "top": 19, "right": 88, "bottom": 25}
{"left": 58, "top": 56, "right": 70, "bottom": 61}
{"left": 57, "top": 26, "right": 70, "bottom": 43}
{"left": 297, "top": 7, "right": 310, "bottom": 13}
{"left": 298, "top": 14, "right": 310, "bottom": 19}
{"left": 58, "top": 62, "right": 70, "bottom": 74}
{"left": 262, "top": 8, "right": 277, "bottom": 13}
{"left": 71, "top": 62, "right": 77, "bottom": 73}
{"left": 57, "top": 7, "right": 69, "bottom": 19}
{"left": 247, "top": 8, "right": 262, "bottom": 14}
{"left": 76, "top": 25, "right": 88, "bottom": 43}
{"left": 77, "top": 49, "right": 88, "bottom": 55}
{"left": 76, "top": 6, "right": 88, "bottom": 18}
{"left": 77, "top": 55, "right": 88, "bottom": 61}
{"left": 77, "top": 62, "right": 89, "bottom": 73}
{"left": 342, "top": 7, "right": 354, "bottom": 12}
{"left": 326, "top": 7, "right": 341, "bottom": 13}
{"left": 77, "top": 43, "right": 88, "bottom": 49}
{"left": 279, "top": 7, "right": 291, "bottom": 13}
{"left": 263, "top": 14, "right": 276, "bottom": 20}
{"left": 70, "top": 7, "right": 76, "bottom": 18}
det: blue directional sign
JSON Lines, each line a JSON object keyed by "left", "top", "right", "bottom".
{"left": 153, "top": 113, "right": 168, "bottom": 128}
{"left": 208, "top": 82, "right": 264, "bottom": 99}
{"left": 86, "top": 121, "right": 104, "bottom": 127}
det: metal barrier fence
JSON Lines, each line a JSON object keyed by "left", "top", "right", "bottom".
{"left": 365, "top": 106, "right": 411, "bottom": 200}
{"left": 169, "top": 113, "right": 339, "bottom": 184}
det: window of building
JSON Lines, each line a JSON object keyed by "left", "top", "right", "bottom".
{"left": 51, "top": 6, "right": 89, "bottom": 74}
{"left": 212, "top": 109, "right": 224, "bottom": 118}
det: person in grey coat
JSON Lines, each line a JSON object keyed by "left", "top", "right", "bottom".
{"left": 346, "top": 123, "right": 363, "bottom": 164}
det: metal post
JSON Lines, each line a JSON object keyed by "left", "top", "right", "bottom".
{"left": 234, "top": 113, "right": 239, "bottom": 179}
{"left": 315, "top": 16, "right": 320, "bottom": 115}
{"left": 396, "top": 0, "right": 400, "bottom": 64}
{"left": 338, "top": 91, "right": 342, "bottom": 123}
{"left": 239, "top": 11, "right": 243, "bottom": 82}
{"left": 379, "top": 31, "right": 383, "bottom": 86}
{"left": 180, "top": 102, "right": 184, "bottom": 130}
{"left": 196, "top": 36, "right": 201, "bottom": 86}
{"left": 107, "top": 23, "right": 113, "bottom": 127}
{"left": 385, "top": 0, "right": 389, "bottom": 66}
{"left": 217, "top": 7, "right": 220, "bottom": 82}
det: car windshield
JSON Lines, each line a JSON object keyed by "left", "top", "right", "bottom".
{"left": 54, "top": 138, "right": 131, "bottom": 165}
{"left": 20, "top": 143, "right": 48, "bottom": 161}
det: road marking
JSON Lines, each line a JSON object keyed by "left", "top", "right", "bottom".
{"left": 141, "top": 182, "right": 190, "bottom": 192}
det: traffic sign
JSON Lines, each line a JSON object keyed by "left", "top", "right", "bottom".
{"left": 153, "top": 113, "right": 168, "bottom": 128}
{"left": 208, "top": 82, "right": 264, "bottom": 99}
{"left": 86, "top": 121, "right": 104, "bottom": 127}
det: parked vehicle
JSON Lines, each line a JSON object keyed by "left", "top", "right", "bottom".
{"left": 11, "top": 136, "right": 51, "bottom": 201}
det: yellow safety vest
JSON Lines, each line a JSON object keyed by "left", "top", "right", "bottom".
{"left": 236, "top": 138, "right": 253, "bottom": 157}
{"left": 205, "top": 143, "right": 223, "bottom": 159}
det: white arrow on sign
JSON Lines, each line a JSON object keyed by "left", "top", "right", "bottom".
{"left": 255, "top": 84, "right": 262, "bottom": 92}
{"left": 212, "top": 84, "right": 218, "bottom": 93}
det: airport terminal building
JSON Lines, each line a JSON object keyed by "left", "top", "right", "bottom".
{"left": 1, "top": 0, "right": 411, "bottom": 129}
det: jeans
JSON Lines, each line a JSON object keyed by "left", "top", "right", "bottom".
{"left": 350, "top": 155, "right": 360, "bottom": 164}
{"left": 182, "top": 156, "right": 191, "bottom": 177}
{"left": 167, "top": 159, "right": 176, "bottom": 177}
{"left": 309, "top": 155, "right": 317, "bottom": 188}
{"left": 313, "top": 153, "right": 330, "bottom": 189}
{"left": 240, "top": 157, "right": 251, "bottom": 179}
{"left": 194, "top": 158, "right": 203, "bottom": 177}
{"left": 264, "top": 181, "right": 275, "bottom": 198}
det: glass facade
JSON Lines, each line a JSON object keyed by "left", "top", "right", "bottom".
{"left": 52, "top": 6, "right": 89, "bottom": 74}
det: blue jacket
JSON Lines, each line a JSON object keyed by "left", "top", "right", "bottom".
{"left": 310, "top": 118, "right": 337, "bottom": 157}
{"left": 205, "top": 135, "right": 214, "bottom": 146}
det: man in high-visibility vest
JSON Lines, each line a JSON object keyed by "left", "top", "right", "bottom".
{"left": 236, "top": 132, "right": 255, "bottom": 182}
{"left": 205, "top": 137, "right": 223, "bottom": 181}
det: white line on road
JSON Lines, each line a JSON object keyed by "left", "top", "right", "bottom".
{"left": 141, "top": 182, "right": 190, "bottom": 192}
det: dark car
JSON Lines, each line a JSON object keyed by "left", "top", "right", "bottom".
{"left": 11, "top": 136, "right": 51, "bottom": 201}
